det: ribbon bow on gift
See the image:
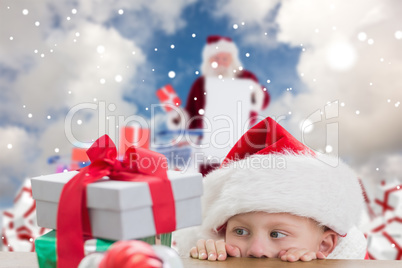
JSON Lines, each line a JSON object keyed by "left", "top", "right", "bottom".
{"left": 56, "top": 135, "right": 176, "bottom": 268}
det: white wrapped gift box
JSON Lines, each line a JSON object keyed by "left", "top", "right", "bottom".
{"left": 361, "top": 215, "right": 386, "bottom": 236}
{"left": 373, "top": 179, "right": 402, "bottom": 215}
{"left": 368, "top": 232, "right": 402, "bottom": 260}
{"left": 31, "top": 170, "right": 203, "bottom": 241}
{"left": 2, "top": 178, "right": 49, "bottom": 252}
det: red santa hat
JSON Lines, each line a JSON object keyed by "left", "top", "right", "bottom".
{"left": 200, "top": 117, "right": 365, "bottom": 241}
{"left": 202, "top": 35, "right": 239, "bottom": 62}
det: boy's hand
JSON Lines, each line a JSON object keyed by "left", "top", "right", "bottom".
{"left": 278, "top": 248, "right": 326, "bottom": 262}
{"left": 190, "top": 239, "right": 241, "bottom": 261}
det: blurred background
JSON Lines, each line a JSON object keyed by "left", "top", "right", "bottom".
{"left": 0, "top": 0, "right": 401, "bottom": 255}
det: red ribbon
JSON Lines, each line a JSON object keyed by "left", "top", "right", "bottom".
{"left": 371, "top": 216, "right": 402, "bottom": 233}
{"left": 56, "top": 135, "right": 176, "bottom": 268}
{"left": 358, "top": 178, "right": 376, "bottom": 220}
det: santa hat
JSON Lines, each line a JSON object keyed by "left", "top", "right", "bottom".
{"left": 202, "top": 35, "right": 239, "bottom": 62}
{"left": 200, "top": 117, "right": 365, "bottom": 243}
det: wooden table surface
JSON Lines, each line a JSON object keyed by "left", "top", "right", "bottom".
{"left": 182, "top": 257, "right": 401, "bottom": 267}
{"left": 0, "top": 252, "right": 401, "bottom": 268}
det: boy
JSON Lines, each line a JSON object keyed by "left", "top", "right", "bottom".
{"left": 174, "top": 117, "right": 368, "bottom": 261}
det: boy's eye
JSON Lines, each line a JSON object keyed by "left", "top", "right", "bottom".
{"left": 270, "top": 231, "right": 287, "bottom": 238}
{"left": 235, "top": 228, "right": 249, "bottom": 236}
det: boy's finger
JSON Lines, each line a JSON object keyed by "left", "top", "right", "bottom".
{"left": 226, "top": 243, "right": 241, "bottom": 258}
{"left": 215, "top": 240, "right": 227, "bottom": 261}
{"left": 190, "top": 247, "right": 198, "bottom": 259}
{"left": 196, "top": 239, "right": 207, "bottom": 260}
{"left": 300, "top": 251, "right": 317, "bottom": 262}
{"left": 281, "top": 248, "right": 309, "bottom": 262}
{"left": 205, "top": 239, "right": 217, "bottom": 261}
{"left": 278, "top": 250, "right": 287, "bottom": 258}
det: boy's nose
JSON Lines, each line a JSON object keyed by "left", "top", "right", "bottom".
{"left": 246, "top": 237, "right": 274, "bottom": 258}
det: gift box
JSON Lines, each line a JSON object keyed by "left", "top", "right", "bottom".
{"left": 373, "top": 179, "right": 402, "bottom": 215}
{"left": 32, "top": 134, "right": 200, "bottom": 267}
{"left": 34, "top": 230, "right": 172, "bottom": 268}
{"left": 156, "top": 84, "right": 182, "bottom": 112}
{"left": 368, "top": 232, "right": 402, "bottom": 260}
{"left": 361, "top": 204, "right": 402, "bottom": 260}
{"left": 385, "top": 215, "right": 402, "bottom": 235}
{"left": 31, "top": 169, "right": 202, "bottom": 241}
{"left": 360, "top": 177, "right": 402, "bottom": 260}
{"left": 118, "top": 126, "right": 150, "bottom": 159}
{"left": 70, "top": 147, "right": 90, "bottom": 170}
{"left": 2, "top": 178, "right": 49, "bottom": 252}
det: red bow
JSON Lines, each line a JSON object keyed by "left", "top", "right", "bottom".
{"left": 56, "top": 135, "right": 176, "bottom": 268}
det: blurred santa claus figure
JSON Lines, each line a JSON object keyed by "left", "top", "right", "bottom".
{"left": 169, "top": 35, "right": 270, "bottom": 175}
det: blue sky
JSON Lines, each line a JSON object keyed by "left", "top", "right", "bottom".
{"left": 1, "top": 0, "right": 402, "bottom": 209}
{"left": 117, "top": 1, "right": 303, "bottom": 115}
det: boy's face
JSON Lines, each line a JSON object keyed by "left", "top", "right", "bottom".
{"left": 225, "top": 212, "right": 325, "bottom": 258}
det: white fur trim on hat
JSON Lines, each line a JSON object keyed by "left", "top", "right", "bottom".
{"left": 327, "top": 226, "right": 367, "bottom": 259}
{"left": 202, "top": 39, "right": 239, "bottom": 62}
{"left": 200, "top": 153, "right": 365, "bottom": 239}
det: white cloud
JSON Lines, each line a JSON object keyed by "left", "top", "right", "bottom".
{"left": 0, "top": 0, "right": 196, "bottom": 207}
{"left": 0, "top": 0, "right": 198, "bottom": 128}
{"left": 1, "top": 22, "right": 144, "bottom": 132}
{"left": 0, "top": 127, "right": 40, "bottom": 207}
{"left": 147, "top": 0, "right": 197, "bottom": 34}
{"left": 209, "top": 0, "right": 402, "bottom": 187}
{"left": 258, "top": 0, "right": 402, "bottom": 185}
{"left": 1, "top": 1, "right": 147, "bottom": 128}
{"left": 213, "top": 0, "right": 279, "bottom": 24}
{"left": 274, "top": 2, "right": 402, "bottom": 142}
{"left": 210, "top": 0, "right": 280, "bottom": 48}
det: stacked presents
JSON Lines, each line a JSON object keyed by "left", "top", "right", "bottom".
{"left": 31, "top": 134, "right": 203, "bottom": 267}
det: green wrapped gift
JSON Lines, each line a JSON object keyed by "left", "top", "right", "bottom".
{"left": 35, "top": 230, "right": 171, "bottom": 268}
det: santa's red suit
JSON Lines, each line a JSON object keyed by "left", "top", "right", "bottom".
{"left": 184, "top": 69, "right": 270, "bottom": 129}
